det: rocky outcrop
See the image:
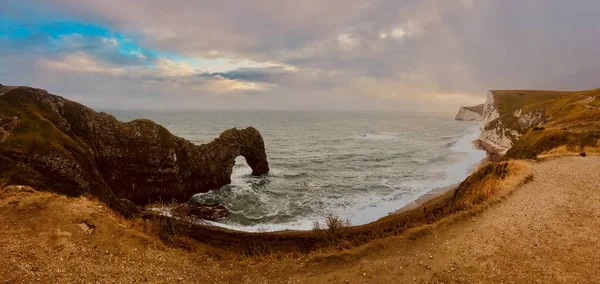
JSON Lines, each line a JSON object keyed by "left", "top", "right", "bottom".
{"left": 478, "top": 91, "right": 552, "bottom": 155}
{"left": 478, "top": 91, "right": 516, "bottom": 154}
{"left": 183, "top": 203, "right": 230, "bottom": 221}
{"left": 455, "top": 104, "right": 484, "bottom": 121}
{"left": 452, "top": 91, "right": 513, "bottom": 155}
{"left": 0, "top": 84, "right": 17, "bottom": 95}
{"left": 0, "top": 85, "right": 269, "bottom": 216}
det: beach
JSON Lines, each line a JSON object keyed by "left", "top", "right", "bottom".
{"left": 1, "top": 155, "right": 598, "bottom": 283}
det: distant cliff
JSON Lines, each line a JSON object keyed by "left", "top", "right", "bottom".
{"left": 476, "top": 89, "right": 600, "bottom": 156}
{"left": 0, "top": 85, "right": 269, "bottom": 216}
{"left": 455, "top": 104, "right": 484, "bottom": 121}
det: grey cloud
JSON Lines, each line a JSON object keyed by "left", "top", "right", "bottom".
{"left": 199, "top": 66, "right": 293, "bottom": 83}
{"left": 3, "top": 0, "right": 600, "bottom": 111}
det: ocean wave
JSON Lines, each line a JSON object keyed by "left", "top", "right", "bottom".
{"left": 192, "top": 123, "right": 486, "bottom": 232}
{"left": 445, "top": 141, "right": 457, "bottom": 148}
{"left": 355, "top": 133, "right": 399, "bottom": 140}
{"left": 283, "top": 172, "right": 309, "bottom": 179}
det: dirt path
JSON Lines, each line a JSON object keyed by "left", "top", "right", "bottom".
{"left": 280, "top": 156, "right": 600, "bottom": 284}
{"left": 1, "top": 156, "right": 599, "bottom": 283}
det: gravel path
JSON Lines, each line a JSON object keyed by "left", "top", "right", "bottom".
{"left": 290, "top": 156, "right": 600, "bottom": 283}
{"left": 1, "top": 156, "right": 599, "bottom": 283}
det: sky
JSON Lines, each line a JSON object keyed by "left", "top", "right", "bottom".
{"left": 1, "top": 0, "right": 599, "bottom": 111}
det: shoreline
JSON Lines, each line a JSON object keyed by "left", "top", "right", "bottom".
{"left": 204, "top": 123, "right": 486, "bottom": 232}
{"left": 394, "top": 133, "right": 491, "bottom": 214}
{"left": 4, "top": 156, "right": 599, "bottom": 282}
{"left": 393, "top": 153, "right": 488, "bottom": 214}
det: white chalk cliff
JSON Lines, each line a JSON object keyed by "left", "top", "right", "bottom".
{"left": 476, "top": 91, "right": 547, "bottom": 155}
{"left": 455, "top": 104, "right": 484, "bottom": 121}
{"left": 478, "top": 91, "right": 517, "bottom": 154}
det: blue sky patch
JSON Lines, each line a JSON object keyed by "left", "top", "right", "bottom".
{"left": 0, "top": 13, "right": 181, "bottom": 67}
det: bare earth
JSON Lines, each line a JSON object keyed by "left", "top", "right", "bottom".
{"left": 1, "top": 156, "right": 599, "bottom": 283}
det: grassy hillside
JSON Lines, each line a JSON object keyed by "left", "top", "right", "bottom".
{"left": 490, "top": 89, "right": 600, "bottom": 158}
{"left": 491, "top": 90, "right": 575, "bottom": 118}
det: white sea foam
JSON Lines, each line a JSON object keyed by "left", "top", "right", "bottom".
{"left": 346, "top": 124, "right": 485, "bottom": 225}
{"left": 200, "top": 123, "right": 485, "bottom": 232}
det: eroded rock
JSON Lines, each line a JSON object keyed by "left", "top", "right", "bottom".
{"left": 185, "top": 203, "right": 230, "bottom": 221}
{"left": 0, "top": 86, "right": 269, "bottom": 216}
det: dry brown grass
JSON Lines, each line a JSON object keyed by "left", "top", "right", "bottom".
{"left": 539, "top": 143, "right": 600, "bottom": 157}
{"left": 0, "top": 158, "right": 534, "bottom": 281}
{"left": 490, "top": 88, "right": 600, "bottom": 160}
{"left": 142, "top": 160, "right": 533, "bottom": 256}
{"left": 449, "top": 160, "right": 530, "bottom": 210}
{"left": 0, "top": 158, "right": 533, "bottom": 259}
{"left": 312, "top": 215, "right": 353, "bottom": 249}
{"left": 2, "top": 157, "right": 599, "bottom": 283}
{"left": 506, "top": 129, "right": 600, "bottom": 159}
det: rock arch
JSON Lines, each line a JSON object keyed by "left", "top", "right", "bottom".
{"left": 191, "top": 127, "right": 270, "bottom": 189}
{"left": 0, "top": 86, "right": 270, "bottom": 216}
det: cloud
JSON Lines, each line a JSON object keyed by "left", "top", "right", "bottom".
{"left": 191, "top": 76, "right": 276, "bottom": 93}
{"left": 36, "top": 50, "right": 283, "bottom": 96}
{"left": 155, "top": 59, "right": 197, "bottom": 77}
{"left": 39, "top": 51, "right": 126, "bottom": 76}
{"left": 390, "top": 28, "right": 406, "bottom": 39}
{"left": 337, "top": 33, "right": 360, "bottom": 51}
{"left": 1, "top": 0, "right": 600, "bottom": 110}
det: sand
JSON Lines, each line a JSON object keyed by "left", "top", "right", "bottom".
{"left": 1, "top": 156, "right": 599, "bottom": 283}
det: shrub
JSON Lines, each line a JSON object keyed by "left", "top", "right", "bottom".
{"left": 451, "top": 161, "right": 529, "bottom": 210}
{"left": 312, "top": 214, "right": 352, "bottom": 248}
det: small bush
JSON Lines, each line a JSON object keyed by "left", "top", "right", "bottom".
{"left": 312, "top": 214, "right": 352, "bottom": 248}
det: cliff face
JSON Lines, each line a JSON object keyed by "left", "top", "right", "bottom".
{"left": 478, "top": 91, "right": 519, "bottom": 154}
{"left": 476, "top": 89, "right": 600, "bottom": 156}
{"left": 455, "top": 104, "right": 484, "bottom": 121}
{"left": 479, "top": 90, "right": 556, "bottom": 154}
{"left": 0, "top": 86, "right": 269, "bottom": 216}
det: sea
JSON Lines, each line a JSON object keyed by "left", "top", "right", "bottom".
{"left": 110, "top": 110, "right": 485, "bottom": 232}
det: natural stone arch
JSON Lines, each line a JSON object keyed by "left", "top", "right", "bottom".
{"left": 0, "top": 86, "right": 270, "bottom": 216}
{"left": 193, "top": 127, "right": 270, "bottom": 187}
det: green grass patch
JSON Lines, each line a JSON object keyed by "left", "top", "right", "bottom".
{"left": 492, "top": 90, "right": 573, "bottom": 118}
{"left": 0, "top": 90, "right": 84, "bottom": 157}
{"left": 506, "top": 129, "right": 600, "bottom": 159}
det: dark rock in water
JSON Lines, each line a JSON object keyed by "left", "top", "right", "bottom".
{"left": 185, "top": 203, "right": 230, "bottom": 221}
{"left": 0, "top": 86, "right": 269, "bottom": 216}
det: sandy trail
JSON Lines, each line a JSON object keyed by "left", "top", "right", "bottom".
{"left": 287, "top": 156, "right": 600, "bottom": 284}
{"left": 1, "top": 156, "right": 599, "bottom": 283}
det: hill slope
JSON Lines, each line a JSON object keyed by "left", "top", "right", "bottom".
{"left": 479, "top": 89, "right": 600, "bottom": 156}
{"left": 1, "top": 156, "right": 598, "bottom": 283}
{"left": 2, "top": 85, "right": 600, "bottom": 282}
{"left": 0, "top": 85, "right": 269, "bottom": 216}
